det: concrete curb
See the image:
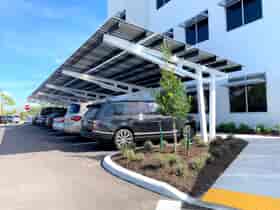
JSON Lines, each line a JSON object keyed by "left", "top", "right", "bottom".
{"left": 102, "top": 153, "right": 236, "bottom": 210}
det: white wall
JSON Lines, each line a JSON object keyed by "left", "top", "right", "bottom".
{"left": 108, "top": 0, "right": 150, "bottom": 28}
{"left": 108, "top": 0, "right": 280, "bottom": 128}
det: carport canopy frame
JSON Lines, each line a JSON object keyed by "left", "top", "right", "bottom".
{"left": 29, "top": 17, "right": 242, "bottom": 143}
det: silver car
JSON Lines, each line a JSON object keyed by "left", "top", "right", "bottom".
{"left": 64, "top": 103, "right": 89, "bottom": 134}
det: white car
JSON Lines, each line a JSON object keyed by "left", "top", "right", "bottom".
{"left": 63, "top": 103, "right": 89, "bottom": 134}
{"left": 52, "top": 117, "right": 65, "bottom": 132}
{"left": 12, "top": 115, "right": 21, "bottom": 124}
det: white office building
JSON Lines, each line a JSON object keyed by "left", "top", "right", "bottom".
{"left": 108, "top": 0, "right": 280, "bottom": 128}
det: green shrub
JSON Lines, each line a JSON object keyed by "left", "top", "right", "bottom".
{"left": 217, "top": 122, "right": 236, "bottom": 133}
{"left": 124, "top": 150, "right": 144, "bottom": 162}
{"left": 256, "top": 124, "right": 265, "bottom": 134}
{"left": 143, "top": 141, "right": 153, "bottom": 152}
{"left": 189, "top": 154, "right": 210, "bottom": 172}
{"left": 237, "top": 123, "right": 252, "bottom": 134}
{"left": 256, "top": 124, "right": 273, "bottom": 134}
{"left": 274, "top": 125, "right": 280, "bottom": 133}
{"left": 174, "top": 163, "right": 187, "bottom": 177}
{"left": 157, "top": 153, "right": 182, "bottom": 167}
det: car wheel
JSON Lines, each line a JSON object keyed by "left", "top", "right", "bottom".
{"left": 114, "top": 129, "right": 134, "bottom": 149}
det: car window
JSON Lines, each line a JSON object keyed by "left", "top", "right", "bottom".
{"left": 112, "top": 102, "right": 159, "bottom": 115}
{"left": 85, "top": 106, "right": 100, "bottom": 119}
{"left": 68, "top": 104, "right": 80, "bottom": 114}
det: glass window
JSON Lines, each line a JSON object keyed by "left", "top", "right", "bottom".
{"left": 186, "top": 24, "right": 196, "bottom": 45}
{"left": 244, "top": 0, "right": 262, "bottom": 24}
{"left": 197, "top": 18, "right": 209, "bottom": 42}
{"left": 247, "top": 83, "right": 267, "bottom": 112}
{"left": 68, "top": 104, "right": 80, "bottom": 114}
{"left": 226, "top": 1, "right": 243, "bottom": 31}
{"left": 85, "top": 105, "right": 101, "bottom": 119}
{"left": 229, "top": 86, "right": 246, "bottom": 112}
{"left": 188, "top": 91, "right": 209, "bottom": 114}
{"left": 185, "top": 16, "right": 209, "bottom": 45}
{"left": 156, "top": 0, "right": 170, "bottom": 9}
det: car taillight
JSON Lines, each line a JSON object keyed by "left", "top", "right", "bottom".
{"left": 71, "top": 116, "right": 82, "bottom": 122}
{"left": 58, "top": 119, "right": 64, "bottom": 123}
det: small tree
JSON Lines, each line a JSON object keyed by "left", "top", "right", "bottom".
{"left": 0, "top": 92, "right": 16, "bottom": 115}
{"left": 156, "top": 42, "right": 191, "bottom": 153}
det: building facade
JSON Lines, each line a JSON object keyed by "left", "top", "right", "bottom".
{"left": 108, "top": 0, "right": 280, "bottom": 128}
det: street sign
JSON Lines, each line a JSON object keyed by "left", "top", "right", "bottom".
{"left": 24, "top": 104, "right": 31, "bottom": 112}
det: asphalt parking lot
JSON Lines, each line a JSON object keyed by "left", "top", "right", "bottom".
{"left": 0, "top": 124, "right": 160, "bottom": 210}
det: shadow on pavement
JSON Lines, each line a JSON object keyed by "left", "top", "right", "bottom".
{"left": 0, "top": 124, "right": 115, "bottom": 156}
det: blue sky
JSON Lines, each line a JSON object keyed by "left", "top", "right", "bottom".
{"left": 0, "top": 0, "right": 107, "bottom": 109}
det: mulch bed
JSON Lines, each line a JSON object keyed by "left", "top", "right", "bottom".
{"left": 113, "top": 136, "right": 248, "bottom": 198}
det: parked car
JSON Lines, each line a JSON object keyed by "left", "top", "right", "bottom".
{"left": 64, "top": 103, "right": 89, "bottom": 134}
{"left": 0, "top": 116, "right": 8, "bottom": 124}
{"left": 12, "top": 115, "right": 21, "bottom": 124}
{"left": 52, "top": 117, "right": 65, "bottom": 132}
{"left": 45, "top": 109, "right": 67, "bottom": 128}
{"left": 81, "top": 100, "right": 196, "bottom": 148}
{"left": 36, "top": 107, "right": 65, "bottom": 126}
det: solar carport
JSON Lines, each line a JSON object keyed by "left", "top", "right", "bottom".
{"left": 29, "top": 16, "right": 242, "bottom": 143}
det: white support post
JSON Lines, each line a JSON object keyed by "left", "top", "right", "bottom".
{"left": 197, "top": 70, "right": 208, "bottom": 143}
{"left": 209, "top": 75, "right": 216, "bottom": 141}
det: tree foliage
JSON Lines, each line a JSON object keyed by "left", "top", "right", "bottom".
{"left": 0, "top": 92, "right": 16, "bottom": 115}
{"left": 155, "top": 42, "right": 191, "bottom": 153}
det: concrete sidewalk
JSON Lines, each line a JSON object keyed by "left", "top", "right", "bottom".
{"left": 202, "top": 135, "right": 280, "bottom": 210}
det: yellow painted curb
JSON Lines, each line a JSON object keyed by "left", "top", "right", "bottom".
{"left": 202, "top": 188, "right": 280, "bottom": 210}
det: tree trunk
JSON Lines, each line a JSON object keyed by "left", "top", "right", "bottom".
{"left": 172, "top": 117, "right": 177, "bottom": 154}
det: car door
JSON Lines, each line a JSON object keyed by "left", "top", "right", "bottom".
{"left": 127, "top": 102, "right": 161, "bottom": 137}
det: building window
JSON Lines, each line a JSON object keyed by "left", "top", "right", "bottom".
{"left": 229, "top": 74, "right": 267, "bottom": 113}
{"left": 188, "top": 90, "right": 209, "bottom": 114}
{"left": 156, "top": 0, "right": 171, "bottom": 10}
{"left": 247, "top": 83, "right": 267, "bottom": 112}
{"left": 229, "top": 86, "right": 246, "bottom": 112}
{"left": 185, "top": 14, "right": 209, "bottom": 45}
{"left": 226, "top": 0, "right": 263, "bottom": 31}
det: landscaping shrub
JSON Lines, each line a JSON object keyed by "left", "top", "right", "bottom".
{"left": 193, "top": 136, "right": 209, "bottom": 147}
{"left": 157, "top": 153, "right": 182, "bottom": 167}
{"left": 143, "top": 141, "right": 153, "bottom": 152}
{"left": 125, "top": 150, "right": 144, "bottom": 162}
{"left": 256, "top": 124, "right": 265, "bottom": 134}
{"left": 217, "top": 122, "right": 236, "bottom": 133}
{"left": 237, "top": 123, "right": 252, "bottom": 134}
{"left": 174, "top": 163, "right": 187, "bottom": 177}
{"left": 189, "top": 154, "right": 210, "bottom": 172}
{"left": 256, "top": 124, "right": 273, "bottom": 135}
{"left": 274, "top": 125, "right": 280, "bottom": 135}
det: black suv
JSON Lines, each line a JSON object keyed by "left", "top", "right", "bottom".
{"left": 81, "top": 100, "right": 196, "bottom": 148}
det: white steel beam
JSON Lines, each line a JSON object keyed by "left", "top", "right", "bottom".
{"left": 62, "top": 70, "right": 146, "bottom": 93}
{"left": 103, "top": 34, "right": 196, "bottom": 79}
{"left": 209, "top": 75, "right": 217, "bottom": 141}
{"left": 63, "top": 33, "right": 159, "bottom": 88}
{"left": 103, "top": 34, "right": 227, "bottom": 79}
{"left": 197, "top": 70, "right": 208, "bottom": 143}
{"left": 37, "top": 92, "right": 84, "bottom": 104}
{"left": 46, "top": 84, "right": 109, "bottom": 100}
